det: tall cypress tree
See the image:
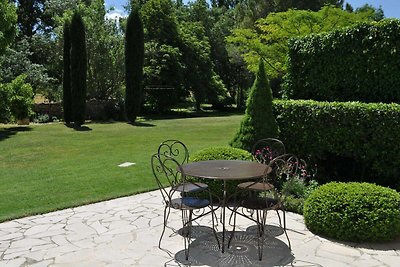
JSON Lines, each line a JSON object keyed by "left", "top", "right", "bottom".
{"left": 70, "top": 11, "right": 87, "bottom": 127}
{"left": 62, "top": 20, "right": 72, "bottom": 124}
{"left": 125, "top": 7, "right": 144, "bottom": 123}
{"left": 230, "top": 60, "right": 279, "bottom": 151}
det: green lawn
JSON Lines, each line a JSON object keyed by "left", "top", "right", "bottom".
{"left": 0, "top": 115, "right": 242, "bottom": 222}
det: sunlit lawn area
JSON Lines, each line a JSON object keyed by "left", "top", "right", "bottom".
{"left": 0, "top": 114, "right": 242, "bottom": 222}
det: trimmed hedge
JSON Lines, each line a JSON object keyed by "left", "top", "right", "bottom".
{"left": 190, "top": 146, "right": 252, "bottom": 199}
{"left": 273, "top": 99, "right": 400, "bottom": 188}
{"left": 283, "top": 19, "right": 400, "bottom": 103}
{"left": 304, "top": 182, "right": 400, "bottom": 242}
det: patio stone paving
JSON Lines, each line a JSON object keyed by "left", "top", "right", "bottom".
{"left": 0, "top": 190, "right": 399, "bottom": 266}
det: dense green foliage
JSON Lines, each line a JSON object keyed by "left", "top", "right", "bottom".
{"left": 0, "top": 115, "right": 242, "bottom": 222}
{"left": 70, "top": 11, "right": 87, "bottom": 126}
{"left": 1, "top": 0, "right": 389, "bottom": 115}
{"left": 8, "top": 75, "right": 34, "bottom": 120}
{"left": 227, "top": 5, "right": 374, "bottom": 80}
{"left": 190, "top": 146, "right": 252, "bottom": 162}
{"left": 190, "top": 146, "right": 252, "bottom": 199}
{"left": 231, "top": 60, "right": 279, "bottom": 151}
{"left": 62, "top": 20, "right": 72, "bottom": 124}
{"left": 0, "top": 83, "right": 12, "bottom": 122}
{"left": 284, "top": 19, "right": 400, "bottom": 103}
{"left": 0, "top": 75, "right": 34, "bottom": 122}
{"left": 273, "top": 100, "right": 400, "bottom": 188}
{"left": 0, "top": 0, "right": 17, "bottom": 55}
{"left": 125, "top": 8, "right": 144, "bottom": 123}
{"left": 304, "top": 182, "right": 400, "bottom": 241}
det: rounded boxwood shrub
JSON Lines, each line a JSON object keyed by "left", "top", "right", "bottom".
{"left": 190, "top": 146, "right": 252, "bottom": 162}
{"left": 189, "top": 146, "right": 252, "bottom": 200}
{"left": 304, "top": 182, "right": 400, "bottom": 242}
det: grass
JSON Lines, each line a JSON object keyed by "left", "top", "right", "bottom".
{"left": 0, "top": 114, "right": 242, "bottom": 222}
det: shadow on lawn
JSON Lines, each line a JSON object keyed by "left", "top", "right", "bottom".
{"left": 64, "top": 123, "right": 92, "bottom": 131}
{"left": 0, "top": 126, "right": 32, "bottom": 142}
{"left": 142, "top": 109, "right": 244, "bottom": 121}
{"left": 129, "top": 121, "right": 155, "bottom": 127}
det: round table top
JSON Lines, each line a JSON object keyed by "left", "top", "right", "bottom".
{"left": 180, "top": 160, "right": 269, "bottom": 180}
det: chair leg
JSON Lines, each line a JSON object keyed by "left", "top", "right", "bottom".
{"left": 227, "top": 206, "right": 238, "bottom": 248}
{"left": 159, "top": 205, "right": 171, "bottom": 249}
{"left": 276, "top": 209, "right": 291, "bottom": 249}
{"left": 181, "top": 209, "right": 193, "bottom": 260}
{"left": 211, "top": 206, "right": 221, "bottom": 249}
{"left": 255, "top": 209, "right": 267, "bottom": 261}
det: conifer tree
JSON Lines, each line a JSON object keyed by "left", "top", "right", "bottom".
{"left": 230, "top": 60, "right": 279, "bottom": 151}
{"left": 70, "top": 11, "right": 87, "bottom": 127}
{"left": 62, "top": 20, "right": 72, "bottom": 124}
{"left": 125, "top": 7, "right": 144, "bottom": 123}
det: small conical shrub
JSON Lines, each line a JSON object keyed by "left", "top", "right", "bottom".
{"left": 230, "top": 60, "right": 279, "bottom": 151}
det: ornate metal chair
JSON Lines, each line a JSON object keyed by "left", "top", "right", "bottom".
{"left": 157, "top": 140, "right": 190, "bottom": 165}
{"left": 231, "top": 138, "right": 286, "bottom": 224}
{"left": 157, "top": 139, "right": 209, "bottom": 194}
{"left": 151, "top": 153, "right": 219, "bottom": 260}
{"left": 229, "top": 154, "right": 302, "bottom": 260}
{"left": 251, "top": 138, "right": 286, "bottom": 165}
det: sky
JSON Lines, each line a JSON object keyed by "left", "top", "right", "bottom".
{"left": 104, "top": 0, "right": 400, "bottom": 20}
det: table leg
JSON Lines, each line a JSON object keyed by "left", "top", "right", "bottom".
{"left": 221, "top": 180, "right": 227, "bottom": 253}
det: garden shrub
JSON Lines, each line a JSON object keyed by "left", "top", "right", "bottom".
{"left": 190, "top": 146, "right": 252, "bottom": 162}
{"left": 190, "top": 146, "right": 252, "bottom": 200}
{"left": 304, "top": 182, "right": 400, "bottom": 242}
{"left": 273, "top": 99, "right": 400, "bottom": 189}
{"left": 230, "top": 60, "right": 279, "bottom": 151}
{"left": 8, "top": 75, "right": 34, "bottom": 121}
{"left": 283, "top": 19, "right": 400, "bottom": 103}
{"left": 0, "top": 82, "right": 12, "bottom": 123}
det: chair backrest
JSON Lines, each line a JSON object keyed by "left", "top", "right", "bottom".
{"left": 151, "top": 153, "right": 184, "bottom": 203}
{"left": 252, "top": 138, "right": 286, "bottom": 165}
{"left": 266, "top": 154, "right": 304, "bottom": 195}
{"left": 157, "top": 140, "right": 189, "bottom": 165}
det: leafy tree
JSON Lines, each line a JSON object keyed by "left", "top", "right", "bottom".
{"left": 143, "top": 41, "right": 184, "bottom": 112}
{"left": 8, "top": 75, "right": 34, "bottom": 120}
{"left": 230, "top": 60, "right": 279, "bottom": 151}
{"left": 345, "top": 3, "right": 353, "bottom": 12}
{"left": 125, "top": 7, "right": 144, "bottom": 123}
{"left": 355, "top": 4, "right": 385, "bottom": 21}
{"left": 140, "top": 0, "right": 186, "bottom": 112}
{"left": 140, "top": 0, "right": 179, "bottom": 45}
{"left": 63, "top": 20, "right": 72, "bottom": 124}
{"left": 14, "top": 0, "right": 55, "bottom": 37}
{"left": 70, "top": 10, "right": 87, "bottom": 126}
{"left": 179, "top": 21, "right": 228, "bottom": 110}
{"left": 0, "top": 39, "right": 57, "bottom": 99}
{"left": 82, "top": 0, "right": 125, "bottom": 100}
{"left": 275, "top": 0, "right": 344, "bottom": 12}
{"left": 0, "top": 83, "right": 12, "bottom": 122}
{"left": 0, "top": 0, "right": 17, "bottom": 55}
{"left": 227, "top": 5, "right": 375, "bottom": 81}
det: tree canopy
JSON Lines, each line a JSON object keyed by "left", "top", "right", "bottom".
{"left": 0, "top": 0, "right": 17, "bottom": 56}
{"left": 227, "top": 5, "right": 376, "bottom": 79}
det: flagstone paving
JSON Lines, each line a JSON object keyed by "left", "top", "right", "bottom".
{"left": 0, "top": 190, "right": 399, "bottom": 266}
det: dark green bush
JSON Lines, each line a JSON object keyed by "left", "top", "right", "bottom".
{"left": 304, "top": 182, "right": 400, "bottom": 242}
{"left": 230, "top": 60, "right": 279, "bottom": 151}
{"left": 190, "top": 146, "right": 252, "bottom": 162}
{"left": 273, "top": 99, "right": 400, "bottom": 189}
{"left": 190, "top": 146, "right": 252, "bottom": 200}
{"left": 283, "top": 19, "right": 400, "bottom": 103}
